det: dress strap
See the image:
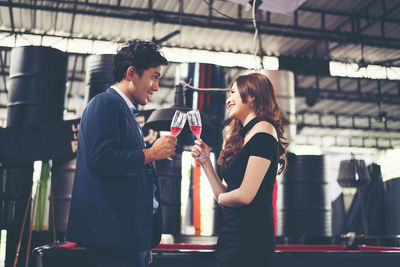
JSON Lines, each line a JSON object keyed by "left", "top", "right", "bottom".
{"left": 241, "top": 117, "right": 260, "bottom": 137}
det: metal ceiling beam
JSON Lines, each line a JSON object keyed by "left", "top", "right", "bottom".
{"left": 53, "top": 0, "right": 60, "bottom": 31}
{"left": 1, "top": 1, "right": 400, "bottom": 50}
{"left": 300, "top": 0, "right": 398, "bottom": 58}
{"left": 358, "top": 1, "right": 400, "bottom": 34}
{"left": 298, "top": 121, "right": 399, "bottom": 133}
{"left": 296, "top": 86, "right": 400, "bottom": 105}
{"left": 70, "top": 0, "right": 78, "bottom": 36}
{"left": 237, "top": 4, "right": 242, "bottom": 20}
{"left": 208, "top": 0, "right": 213, "bottom": 18}
{"left": 31, "top": 0, "right": 38, "bottom": 29}
{"left": 297, "top": 110, "right": 400, "bottom": 123}
{"left": 299, "top": 3, "right": 400, "bottom": 24}
{"left": 7, "top": 0, "right": 15, "bottom": 32}
{"left": 296, "top": 112, "right": 400, "bottom": 133}
{"left": 295, "top": 134, "right": 398, "bottom": 149}
{"left": 0, "top": 49, "right": 8, "bottom": 94}
{"left": 295, "top": 74, "right": 400, "bottom": 105}
{"left": 326, "top": 1, "right": 400, "bottom": 56}
{"left": 293, "top": 109, "right": 400, "bottom": 148}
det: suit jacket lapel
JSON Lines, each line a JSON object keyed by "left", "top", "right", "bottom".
{"left": 107, "top": 88, "right": 145, "bottom": 149}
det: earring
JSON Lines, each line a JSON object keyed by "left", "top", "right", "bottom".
{"left": 250, "top": 100, "right": 254, "bottom": 108}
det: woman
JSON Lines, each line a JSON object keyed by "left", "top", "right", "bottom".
{"left": 192, "top": 73, "right": 288, "bottom": 267}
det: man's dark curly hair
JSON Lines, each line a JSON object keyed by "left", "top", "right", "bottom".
{"left": 112, "top": 40, "right": 168, "bottom": 82}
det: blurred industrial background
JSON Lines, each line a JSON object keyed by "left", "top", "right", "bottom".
{"left": 0, "top": 0, "right": 400, "bottom": 266}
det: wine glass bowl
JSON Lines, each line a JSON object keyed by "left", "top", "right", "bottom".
{"left": 170, "top": 110, "right": 187, "bottom": 137}
{"left": 187, "top": 110, "right": 202, "bottom": 139}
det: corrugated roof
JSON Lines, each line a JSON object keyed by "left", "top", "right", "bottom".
{"left": 0, "top": 0, "right": 399, "bottom": 149}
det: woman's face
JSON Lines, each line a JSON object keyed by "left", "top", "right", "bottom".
{"left": 226, "top": 82, "right": 252, "bottom": 121}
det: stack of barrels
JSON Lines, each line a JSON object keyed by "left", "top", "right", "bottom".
{"left": 278, "top": 154, "right": 332, "bottom": 242}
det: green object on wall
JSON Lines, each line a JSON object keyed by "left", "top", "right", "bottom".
{"left": 33, "top": 161, "right": 50, "bottom": 231}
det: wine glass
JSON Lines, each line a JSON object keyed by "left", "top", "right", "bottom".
{"left": 187, "top": 110, "right": 202, "bottom": 139}
{"left": 167, "top": 110, "right": 187, "bottom": 160}
{"left": 170, "top": 110, "right": 187, "bottom": 137}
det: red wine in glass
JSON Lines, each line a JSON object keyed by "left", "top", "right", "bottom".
{"left": 171, "top": 126, "right": 183, "bottom": 137}
{"left": 189, "top": 125, "right": 202, "bottom": 139}
{"left": 170, "top": 110, "right": 187, "bottom": 137}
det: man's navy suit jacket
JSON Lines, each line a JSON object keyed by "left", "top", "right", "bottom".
{"left": 67, "top": 88, "right": 162, "bottom": 252}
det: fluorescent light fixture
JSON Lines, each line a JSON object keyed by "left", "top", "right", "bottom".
{"left": 347, "top": 63, "right": 367, "bottom": 78}
{"left": 329, "top": 61, "right": 400, "bottom": 80}
{"left": 387, "top": 67, "right": 400, "bottom": 80}
{"left": 329, "top": 61, "right": 347, "bottom": 77}
{"left": 1, "top": 32, "right": 278, "bottom": 69}
{"left": 367, "top": 65, "right": 389, "bottom": 79}
{"left": 263, "top": 56, "right": 280, "bottom": 70}
{"left": 3, "top": 32, "right": 399, "bottom": 80}
{"left": 0, "top": 32, "right": 118, "bottom": 54}
{"left": 161, "top": 47, "right": 279, "bottom": 70}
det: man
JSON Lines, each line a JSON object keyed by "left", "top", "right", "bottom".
{"left": 67, "top": 40, "right": 177, "bottom": 267}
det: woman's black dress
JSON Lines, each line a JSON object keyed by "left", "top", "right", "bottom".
{"left": 216, "top": 132, "right": 279, "bottom": 267}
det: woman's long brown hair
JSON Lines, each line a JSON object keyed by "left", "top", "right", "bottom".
{"left": 217, "top": 73, "right": 288, "bottom": 174}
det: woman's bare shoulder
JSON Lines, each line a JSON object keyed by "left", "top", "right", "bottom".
{"left": 254, "top": 121, "right": 278, "bottom": 140}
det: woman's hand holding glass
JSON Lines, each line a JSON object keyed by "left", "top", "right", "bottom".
{"left": 191, "top": 139, "right": 210, "bottom": 164}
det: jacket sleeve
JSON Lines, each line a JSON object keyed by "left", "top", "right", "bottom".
{"left": 81, "top": 94, "right": 145, "bottom": 178}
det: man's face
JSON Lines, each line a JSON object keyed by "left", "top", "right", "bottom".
{"left": 128, "top": 65, "right": 162, "bottom": 105}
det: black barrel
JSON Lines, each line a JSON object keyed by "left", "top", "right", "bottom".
{"left": 51, "top": 158, "right": 76, "bottom": 236}
{"left": 0, "top": 166, "right": 34, "bottom": 266}
{"left": 278, "top": 154, "right": 331, "bottom": 238}
{"left": 0, "top": 167, "right": 33, "bottom": 229}
{"left": 3, "top": 46, "right": 68, "bottom": 267}
{"left": 2, "top": 46, "right": 68, "bottom": 227}
{"left": 385, "top": 177, "right": 400, "bottom": 235}
{"left": 84, "top": 54, "right": 114, "bottom": 103}
{"left": 154, "top": 147, "right": 183, "bottom": 236}
{"left": 7, "top": 46, "right": 68, "bottom": 127}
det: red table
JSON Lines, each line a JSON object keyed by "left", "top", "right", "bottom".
{"left": 33, "top": 242, "right": 400, "bottom": 267}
